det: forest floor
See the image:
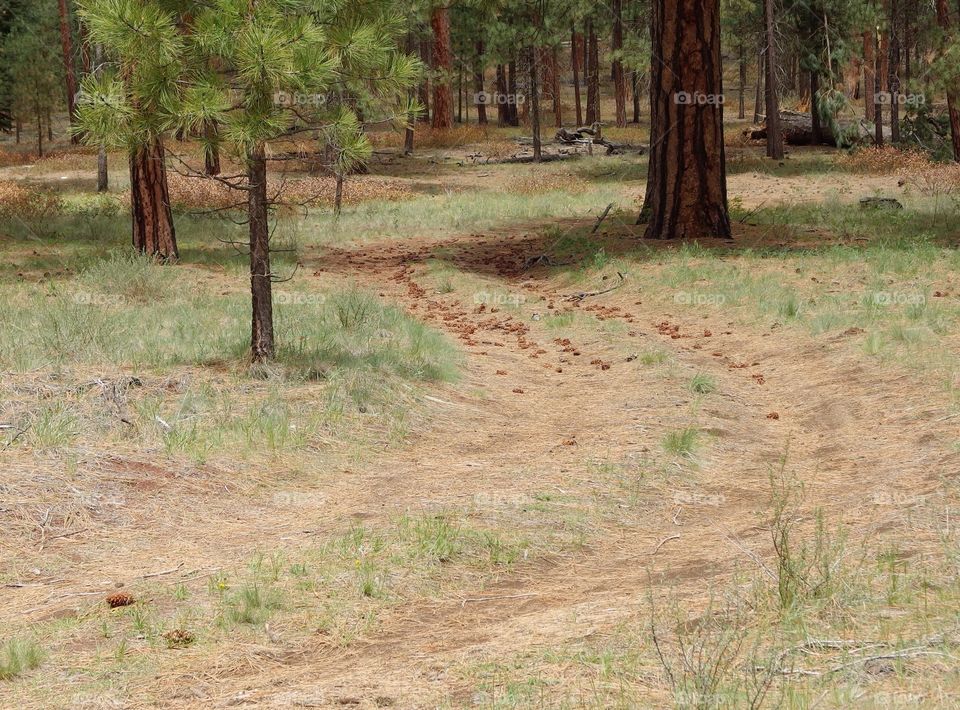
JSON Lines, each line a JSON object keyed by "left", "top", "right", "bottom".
{"left": 2, "top": 129, "right": 960, "bottom": 708}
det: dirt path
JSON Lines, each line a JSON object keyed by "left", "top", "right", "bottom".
{"left": 177, "top": 228, "right": 959, "bottom": 708}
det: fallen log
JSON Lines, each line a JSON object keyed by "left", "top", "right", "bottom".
{"left": 744, "top": 110, "right": 891, "bottom": 146}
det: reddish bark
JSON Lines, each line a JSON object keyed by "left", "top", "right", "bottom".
{"left": 129, "top": 137, "right": 178, "bottom": 260}
{"left": 430, "top": 6, "right": 453, "bottom": 129}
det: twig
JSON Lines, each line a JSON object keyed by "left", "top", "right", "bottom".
{"left": 650, "top": 535, "right": 681, "bottom": 556}
{"left": 590, "top": 203, "right": 615, "bottom": 234}
{"left": 460, "top": 592, "right": 538, "bottom": 607}
{"left": 567, "top": 272, "right": 626, "bottom": 302}
{"left": 141, "top": 562, "right": 185, "bottom": 579}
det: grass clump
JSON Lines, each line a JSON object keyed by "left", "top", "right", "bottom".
{"left": 663, "top": 428, "right": 699, "bottom": 458}
{"left": 0, "top": 638, "right": 43, "bottom": 681}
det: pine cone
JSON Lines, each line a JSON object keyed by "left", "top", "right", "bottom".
{"left": 105, "top": 592, "right": 135, "bottom": 608}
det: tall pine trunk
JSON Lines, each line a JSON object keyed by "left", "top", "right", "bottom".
{"left": 875, "top": 31, "right": 885, "bottom": 145}
{"left": 130, "top": 137, "right": 177, "bottom": 260}
{"left": 810, "top": 71, "right": 822, "bottom": 144}
{"left": 57, "top": 0, "right": 78, "bottom": 142}
{"left": 753, "top": 50, "right": 764, "bottom": 123}
{"left": 738, "top": 43, "right": 746, "bottom": 119}
{"left": 418, "top": 36, "right": 431, "bottom": 123}
{"left": 507, "top": 60, "right": 519, "bottom": 126}
{"left": 763, "top": 0, "right": 784, "bottom": 159}
{"left": 94, "top": 44, "right": 108, "bottom": 192}
{"left": 639, "top": 0, "right": 731, "bottom": 240}
{"left": 612, "top": 0, "right": 627, "bottom": 127}
{"left": 863, "top": 30, "right": 876, "bottom": 122}
{"left": 529, "top": 48, "right": 542, "bottom": 162}
{"left": 888, "top": 0, "right": 901, "bottom": 142}
{"left": 204, "top": 121, "right": 221, "bottom": 176}
{"left": 247, "top": 146, "right": 274, "bottom": 362}
{"left": 474, "top": 40, "right": 488, "bottom": 125}
{"left": 936, "top": 0, "right": 960, "bottom": 161}
{"left": 430, "top": 6, "right": 453, "bottom": 129}
{"left": 496, "top": 64, "right": 509, "bottom": 126}
{"left": 571, "top": 28, "right": 583, "bottom": 126}
{"left": 586, "top": 21, "right": 600, "bottom": 124}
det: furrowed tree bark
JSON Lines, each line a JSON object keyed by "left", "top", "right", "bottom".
{"left": 572, "top": 27, "right": 583, "bottom": 126}
{"left": 129, "top": 137, "right": 177, "bottom": 260}
{"left": 430, "top": 6, "right": 453, "bottom": 129}
{"left": 936, "top": 0, "right": 960, "bottom": 161}
{"left": 586, "top": 21, "right": 600, "bottom": 124}
{"left": 612, "top": 0, "right": 627, "bottom": 127}
{"left": 763, "top": 0, "right": 784, "bottom": 159}
{"left": 639, "top": 0, "right": 731, "bottom": 241}
{"left": 248, "top": 146, "right": 274, "bottom": 362}
{"left": 57, "top": 0, "right": 78, "bottom": 142}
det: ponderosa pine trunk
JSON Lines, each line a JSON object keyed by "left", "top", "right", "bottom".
{"left": 875, "top": 31, "right": 885, "bottom": 145}
{"left": 738, "top": 43, "right": 746, "bottom": 119}
{"left": 586, "top": 21, "right": 600, "bottom": 125}
{"left": 763, "top": 0, "right": 784, "bottom": 159}
{"left": 430, "top": 6, "right": 453, "bottom": 129}
{"left": 612, "top": 0, "right": 627, "bottom": 127}
{"left": 130, "top": 137, "right": 177, "bottom": 260}
{"left": 496, "top": 64, "right": 509, "bottom": 126}
{"left": 418, "top": 36, "right": 431, "bottom": 123}
{"left": 810, "top": 71, "right": 822, "bottom": 144}
{"left": 529, "top": 47, "right": 542, "bottom": 162}
{"left": 572, "top": 27, "right": 583, "bottom": 126}
{"left": 754, "top": 50, "right": 764, "bottom": 123}
{"left": 507, "top": 60, "right": 519, "bottom": 126}
{"left": 97, "top": 147, "right": 108, "bottom": 192}
{"left": 639, "top": 0, "right": 731, "bottom": 240}
{"left": 888, "top": 0, "right": 901, "bottom": 142}
{"left": 863, "top": 30, "right": 876, "bottom": 122}
{"left": 57, "top": 0, "right": 78, "bottom": 142}
{"left": 248, "top": 146, "right": 274, "bottom": 362}
{"left": 204, "top": 121, "right": 221, "bottom": 176}
{"left": 475, "top": 40, "right": 488, "bottom": 125}
{"left": 936, "top": 0, "right": 960, "bottom": 161}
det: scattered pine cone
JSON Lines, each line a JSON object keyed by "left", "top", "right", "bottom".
{"left": 105, "top": 592, "right": 135, "bottom": 608}
{"left": 163, "top": 629, "right": 196, "bottom": 649}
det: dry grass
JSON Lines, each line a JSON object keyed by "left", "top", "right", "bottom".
{"left": 0, "top": 180, "right": 62, "bottom": 217}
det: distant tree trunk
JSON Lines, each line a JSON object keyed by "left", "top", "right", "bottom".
{"left": 632, "top": 70, "right": 641, "bottom": 123}
{"left": 888, "top": 0, "right": 901, "bottom": 142}
{"left": 763, "top": 0, "right": 784, "bottom": 159}
{"left": 546, "top": 47, "right": 562, "bottom": 127}
{"left": 129, "top": 137, "right": 178, "bottom": 261}
{"left": 936, "top": 0, "right": 960, "bottom": 161}
{"left": 529, "top": 48, "right": 542, "bottom": 162}
{"left": 57, "top": 0, "right": 78, "bottom": 142}
{"left": 418, "top": 36, "right": 431, "bottom": 123}
{"left": 738, "top": 43, "right": 746, "bottom": 119}
{"left": 586, "top": 20, "right": 600, "bottom": 124}
{"left": 572, "top": 27, "right": 583, "bottom": 126}
{"left": 15, "top": 117, "right": 21, "bottom": 144}
{"left": 475, "top": 40, "right": 488, "bottom": 125}
{"left": 640, "top": 0, "right": 731, "bottom": 240}
{"left": 46, "top": 110, "right": 54, "bottom": 141}
{"left": 496, "top": 64, "right": 510, "bottom": 126}
{"left": 430, "top": 6, "right": 453, "bottom": 129}
{"left": 94, "top": 44, "right": 108, "bottom": 192}
{"left": 204, "top": 122, "right": 221, "bottom": 176}
{"left": 457, "top": 63, "right": 463, "bottom": 123}
{"left": 612, "top": 0, "right": 627, "bottom": 127}
{"left": 810, "top": 71, "right": 822, "bottom": 144}
{"left": 507, "top": 59, "right": 519, "bottom": 126}
{"left": 875, "top": 31, "right": 884, "bottom": 145}
{"left": 863, "top": 30, "right": 876, "bottom": 122}
{"left": 754, "top": 50, "right": 764, "bottom": 123}
{"left": 247, "top": 145, "right": 274, "bottom": 362}
{"left": 97, "top": 147, "right": 108, "bottom": 192}
{"left": 36, "top": 111, "right": 43, "bottom": 158}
